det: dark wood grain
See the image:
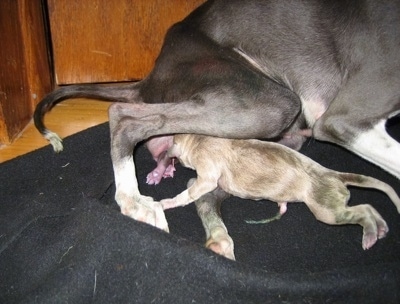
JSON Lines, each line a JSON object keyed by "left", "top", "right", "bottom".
{"left": 48, "top": 0, "right": 205, "bottom": 84}
{"left": 0, "top": 0, "right": 52, "bottom": 144}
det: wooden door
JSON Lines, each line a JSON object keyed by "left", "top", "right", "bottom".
{"left": 0, "top": 0, "right": 52, "bottom": 145}
{"left": 47, "top": 0, "right": 206, "bottom": 84}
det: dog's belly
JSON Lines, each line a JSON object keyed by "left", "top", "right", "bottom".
{"left": 301, "top": 97, "right": 328, "bottom": 127}
{"left": 217, "top": 176, "right": 302, "bottom": 203}
{"left": 232, "top": 47, "right": 330, "bottom": 127}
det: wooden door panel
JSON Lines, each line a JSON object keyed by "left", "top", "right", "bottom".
{"left": 0, "top": 0, "right": 52, "bottom": 144}
{"left": 48, "top": 0, "right": 205, "bottom": 84}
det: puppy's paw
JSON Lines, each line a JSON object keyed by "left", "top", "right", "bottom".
{"left": 362, "top": 232, "right": 378, "bottom": 250}
{"left": 362, "top": 217, "right": 389, "bottom": 249}
{"left": 163, "top": 163, "right": 176, "bottom": 178}
{"left": 377, "top": 222, "right": 389, "bottom": 239}
{"left": 146, "top": 170, "right": 163, "bottom": 185}
{"left": 205, "top": 227, "right": 235, "bottom": 260}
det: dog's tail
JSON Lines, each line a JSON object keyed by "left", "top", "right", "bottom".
{"left": 34, "top": 82, "right": 140, "bottom": 152}
{"left": 339, "top": 173, "right": 400, "bottom": 213}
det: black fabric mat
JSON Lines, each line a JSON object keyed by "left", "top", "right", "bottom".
{"left": 1, "top": 121, "right": 399, "bottom": 303}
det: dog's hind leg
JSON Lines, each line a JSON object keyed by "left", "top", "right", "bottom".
{"left": 188, "top": 179, "right": 235, "bottom": 260}
{"left": 107, "top": 21, "right": 302, "bottom": 230}
{"left": 349, "top": 119, "right": 400, "bottom": 178}
{"left": 310, "top": 13, "right": 400, "bottom": 179}
{"left": 312, "top": 69, "right": 400, "bottom": 179}
{"left": 108, "top": 74, "right": 300, "bottom": 230}
{"left": 315, "top": 114, "right": 400, "bottom": 180}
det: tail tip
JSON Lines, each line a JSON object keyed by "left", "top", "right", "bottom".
{"left": 44, "top": 131, "right": 64, "bottom": 153}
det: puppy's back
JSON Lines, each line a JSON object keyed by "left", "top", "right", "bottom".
{"left": 190, "top": 136, "right": 311, "bottom": 201}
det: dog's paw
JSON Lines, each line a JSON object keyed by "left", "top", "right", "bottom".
{"left": 121, "top": 196, "right": 169, "bottom": 233}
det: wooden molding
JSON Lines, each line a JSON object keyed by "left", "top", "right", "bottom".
{"left": 0, "top": 0, "right": 52, "bottom": 144}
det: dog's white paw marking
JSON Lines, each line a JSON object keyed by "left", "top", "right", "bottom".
{"left": 115, "top": 158, "right": 169, "bottom": 232}
{"left": 352, "top": 120, "right": 400, "bottom": 179}
{"left": 121, "top": 196, "right": 169, "bottom": 233}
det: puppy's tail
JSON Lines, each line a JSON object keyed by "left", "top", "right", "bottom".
{"left": 34, "top": 82, "right": 140, "bottom": 152}
{"left": 339, "top": 173, "right": 400, "bottom": 213}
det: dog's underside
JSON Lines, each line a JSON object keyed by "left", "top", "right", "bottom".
{"left": 34, "top": 0, "right": 400, "bottom": 256}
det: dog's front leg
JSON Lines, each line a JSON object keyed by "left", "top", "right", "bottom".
{"left": 112, "top": 155, "right": 168, "bottom": 232}
{"left": 109, "top": 103, "right": 169, "bottom": 232}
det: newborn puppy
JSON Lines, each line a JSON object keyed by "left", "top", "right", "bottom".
{"left": 161, "top": 134, "right": 400, "bottom": 250}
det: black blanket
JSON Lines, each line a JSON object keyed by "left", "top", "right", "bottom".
{"left": 1, "top": 121, "right": 399, "bottom": 303}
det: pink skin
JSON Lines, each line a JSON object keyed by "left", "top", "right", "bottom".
{"left": 146, "top": 151, "right": 176, "bottom": 185}
{"left": 278, "top": 202, "right": 287, "bottom": 215}
{"left": 145, "top": 136, "right": 176, "bottom": 185}
{"left": 285, "top": 129, "right": 313, "bottom": 138}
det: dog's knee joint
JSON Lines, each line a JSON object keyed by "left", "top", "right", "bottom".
{"left": 108, "top": 103, "right": 123, "bottom": 119}
{"left": 313, "top": 116, "right": 354, "bottom": 144}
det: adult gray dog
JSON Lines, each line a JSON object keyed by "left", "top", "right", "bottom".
{"left": 35, "top": 0, "right": 400, "bottom": 236}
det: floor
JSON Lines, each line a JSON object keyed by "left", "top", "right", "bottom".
{"left": 0, "top": 99, "right": 109, "bottom": 163}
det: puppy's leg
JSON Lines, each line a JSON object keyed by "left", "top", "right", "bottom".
{"left": 336, "top": 204, "right": 388, "bottom": 250}
{"left": 185, "top": 179, "right": 235, "bottom": 260}
{"left": 161, "top": 176, "right": 218, "bottom": 210}
{"left": 306, "top": 188, "right": 388, "bottom": 249}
